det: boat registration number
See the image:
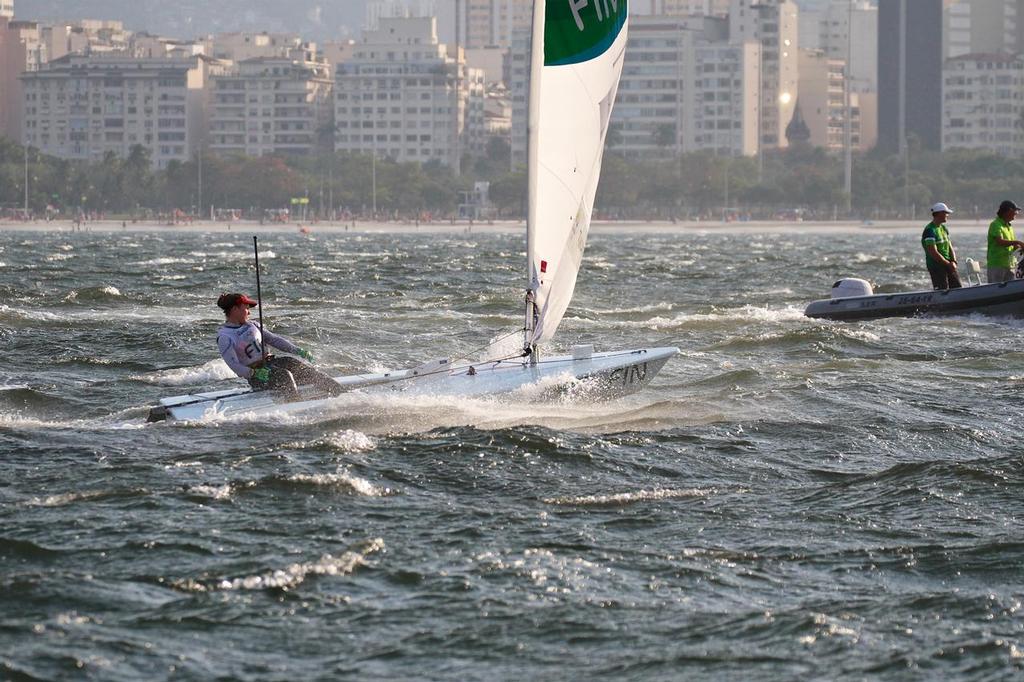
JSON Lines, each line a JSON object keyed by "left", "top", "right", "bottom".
{"left": 857, "top": 293, "right": 934, "bottom": 309}
{"left": 895, "top": 294, "right": 934, "bottom": 305}
{"left": 609, "top": 362, "right": 648, "bottom": 386}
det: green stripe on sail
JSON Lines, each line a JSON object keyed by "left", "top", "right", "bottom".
{"left": 545, "top": 0, "right": 628, "bottom": 66}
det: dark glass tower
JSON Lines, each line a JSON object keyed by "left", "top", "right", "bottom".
{"left": 877, "top": 0, "right": 943, "bottom": 154}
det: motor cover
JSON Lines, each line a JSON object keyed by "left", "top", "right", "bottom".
{"left": 831, "top": 278, "right": 873, "bottom": 299}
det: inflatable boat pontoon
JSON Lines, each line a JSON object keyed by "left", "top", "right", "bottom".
{"left": 805, "top": 271, "right": 1024, "bottom": 321}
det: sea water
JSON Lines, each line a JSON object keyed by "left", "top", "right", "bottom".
{"left": 1, "top": 225, "right": 1023, "bottom": 680}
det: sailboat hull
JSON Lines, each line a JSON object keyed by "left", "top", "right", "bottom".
{"left": 149, "top": 347, "right": 679, "bottom": 423}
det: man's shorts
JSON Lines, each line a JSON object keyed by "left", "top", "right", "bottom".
{"left": 987, "top": 267, "right": 1015, "bottom": 284}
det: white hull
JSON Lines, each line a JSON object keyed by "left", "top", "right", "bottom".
{"left": 149, "top": 347, "right": 679, "bottom": 423}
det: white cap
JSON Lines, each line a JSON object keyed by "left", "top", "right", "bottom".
{"left": 931, "top": 202, "right": 953, "bottom": 214}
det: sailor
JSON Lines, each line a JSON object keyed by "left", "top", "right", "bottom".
{"left": 215, "top": 293, "right": 343, "bottom": 397}
{"left": 921, "top": 203, "right": 962, "bottom": 290}
{"left": 986, "top": 200, "right": 1024, "bottom": 283}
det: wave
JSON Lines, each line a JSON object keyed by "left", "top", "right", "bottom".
{"left": 169, "top": 538, "right": 384, "bottom": 592}
{"left": 582, "top": 302, "right": 675, "bottom": 316}
{"left": 129, "top": 257, "right": 193, "bottom": 266}
{"left": 28, "top": 490, "right": 112, "bottom": 507}
{"left": 62, "top": 285, "right": 124, "bottom": 303}
{"left": 278, "top": 470, "right": 390, "bottom": 497}
{"left": 543, "top": 487, "right": 714, "bottom": 507}
{"left": 0, "top": 304, "right": 61, "bottom": 322}
{"left": 0, "top": 383, "right": 30, "bottom": 392}
{"left": 132, "top": 359, "right": 236, "bottom": 386}
{"left": 0, "top": 536, "right": 61, "bottom": 559}
{"left": 323, "top": 429, "right": 377, "bottom": 453}
{"left": 562, "top": 305, "right": 808, "bottom": 331}
{"left": 183, "top": 483, "right": 235, "bottom": 501}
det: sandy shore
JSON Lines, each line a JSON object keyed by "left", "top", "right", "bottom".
{"left": 0, "top": 218, "right": 998, "bottom": 235}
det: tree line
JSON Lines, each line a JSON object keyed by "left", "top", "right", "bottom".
{"left": 0, "top": 134, "right": 1019, "bottom": 221}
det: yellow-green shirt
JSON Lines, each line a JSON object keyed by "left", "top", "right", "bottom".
{"left": 987, "top": 217, "right": 1016, "bottom": 269}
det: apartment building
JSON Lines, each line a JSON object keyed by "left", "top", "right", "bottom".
{"left": 630, "top": 1, "right": 731, "bottom": 16}
{"left": 942, "top": 52, "right": 1024, "bottom": 155}
{"left": 209, "top": 57, "right": 332, "bottom": 157}
{"left": 0, "top": 17, "right": 45, "bottom": 141}
{"left": 511, "top": 12, "right": 759, "bottom": 165}
{"left": 612, "top": 15, "right": 694, "bottom": 159}
{"left": 334, "top": 17, "right": 484, "bottom": 167}
{"left": 691, "top": 39, "right": 761, "bottom": 156}
{"left": 815, "top": 0, "right": 876, "bottom": 93}
{"left": 465, "top": 0, "right": 531, "bottom": 48}
{"left": 613, "top": 15, "right": 755, "bottom": 159}
{"left": 1, "top": 0, "right": 12, "bottom": 19}
{"left": 41, "top": 20, "right": 130, "bottom": 61}
{"left": 508, "top": 26, "right": 528, "bottom": 168}
{"left": 797, "top": 48, "right": 855, "bottom": 151}
{"left": 204, "top": 32, "right": 318, "bottom": 62}
{"left": 945, "top": 0, "right": 1018, "bottom": 59}
{"left": 21, "top": 54, "right": 207, "bottom": 168}
{"left": 729, "top": 0, "right": 800, "bottom": 151}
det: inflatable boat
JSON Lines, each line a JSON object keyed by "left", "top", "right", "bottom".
{"left": 805, "top": 274, "right": 1024, "bottom": 321}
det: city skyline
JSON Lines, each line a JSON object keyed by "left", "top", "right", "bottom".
{"left": 14, "top": 0, "right": 842, "bottom": 42}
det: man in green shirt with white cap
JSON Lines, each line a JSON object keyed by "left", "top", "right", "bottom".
{"left": 922, "top": 202, "right": 961, "bottom": 290}
{"left": 986, "top": 200, "right": 1024, "bottom": 283}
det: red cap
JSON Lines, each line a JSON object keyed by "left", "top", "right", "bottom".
{"left": 217, "top": 293, "right": 258, "bottom": 312}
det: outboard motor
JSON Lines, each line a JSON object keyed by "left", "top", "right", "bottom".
{"left": 830, "top": 278, "right": 873, "bottom": 299}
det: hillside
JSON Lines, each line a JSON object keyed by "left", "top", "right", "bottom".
{"left": 14, "top": 0, "right": 367, "bottom": 40}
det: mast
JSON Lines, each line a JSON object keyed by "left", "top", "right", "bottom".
{"left": 524, "top": 0, "right": 544, "bottom": 361}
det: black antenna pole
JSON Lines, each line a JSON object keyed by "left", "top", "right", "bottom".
{"left": 253, "top": 235, "right": 267, "bottom": 364}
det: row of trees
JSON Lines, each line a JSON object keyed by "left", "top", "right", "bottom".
{"left": 0, "top": 135, "right": 1020, "bottom": 221}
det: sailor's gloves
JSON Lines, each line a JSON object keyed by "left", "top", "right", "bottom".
{"left": 252, "top": 367, "right": 271, "bottom": 383}
{"left": 297, "top": 348, "right": 313, "bottom": 361}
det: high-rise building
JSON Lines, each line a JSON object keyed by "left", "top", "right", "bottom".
{"left": 877, "top": 0, "right": 943, "bottom": 153}
{"left": 944, "top": 0, "right": 1017, "bottom": 59}
{"left": 691, "top": 39, "right": 761, "bottom": 156}
{"left": 612, "top": 15, "right": 695, "bottom": 159}
{"left": 1, "top": 0, "right": 13, "bottom": 19}
{"left": 334, "top": 17, "right": 484, "bottom": 166}
{"left": 797, "top": 48, "right": 861, "bottom": 151}
{"left": 729, "top": 0, "right": 800, "bottom": 151}
{"left": 21, "top": 54, "right": 209, "bottom": 168}
{"left": 511, "top": 13, "right": 760, "bottom": 164}
{"left": 508, "top": 24, "right": 528, "bottom": 168}
{"left": 209, "top": 57, "right": 333, "bottom": 158}
{"left": 942, "top": 53, "right": 1024, "bottom": 155}
{"left": 612, "top": 15, "right": 759, "bottom": 159}
{"left": 465, "top": 0, "right": 531, "bottom": 48}
{"left": 0, "top": 17, "right": 45, "bottom": 142}
{"left": 816, "top": 1, "right": 877, "bottom": 93}
{"left": 630, "top": 0, "right": 730, "bottom": 15}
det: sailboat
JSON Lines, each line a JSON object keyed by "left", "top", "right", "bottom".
{"left": 148, "top": 0, "right": 678, "bottom": 423}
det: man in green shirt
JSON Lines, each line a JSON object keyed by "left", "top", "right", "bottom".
{"left": 922, "top": 202, "right": 961, "bottom": 290}
{"left": 986, "top": 200, "right": 1024, "bottom": 283}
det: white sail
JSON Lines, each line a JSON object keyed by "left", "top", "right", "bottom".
{"left": 527, "top": 0, "right": 628, "bottom": 345}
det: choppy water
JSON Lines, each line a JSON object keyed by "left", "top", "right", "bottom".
{"left": 2, "top": 225, "right": 1023, "bottom": 680}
